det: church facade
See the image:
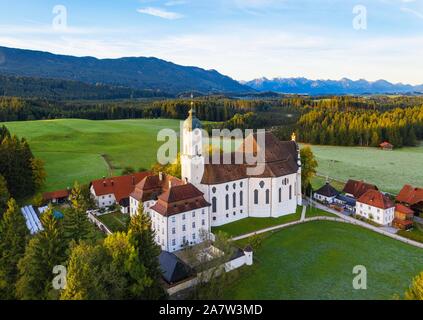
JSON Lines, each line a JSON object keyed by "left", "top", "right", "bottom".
{"left": 181, "top": 107, "right": 302, "bottom": 227}
{"left": 127, "top": 107, "right": 302, "bottom": 252}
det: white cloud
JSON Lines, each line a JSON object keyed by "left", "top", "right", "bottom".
{"left": 401, "top": 7, "right": 423, "bottom": 19}
{"left": 165, "top": 0, "right": 187, "bottom": 6}
{"left": 1, "top": 25, "right": 422, "bottom": 85}
{"left": 137, "top": 7, "right": 184, "bottom": 19}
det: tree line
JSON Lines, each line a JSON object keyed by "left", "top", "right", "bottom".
{"left": 0, "top": 125, "right": 46, "bottom": 207}
{"left": 293, "top": 105, "right": 423, "bottom": 147}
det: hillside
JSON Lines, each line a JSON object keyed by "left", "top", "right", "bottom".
{"left": 0, "top": 74, "right": 169, "bottom": 100}
{"left": 0, "top": 46, "right": 252, "bottom": 95}
{"left": 245, "top": 77, "right": 423, "bottom": 95}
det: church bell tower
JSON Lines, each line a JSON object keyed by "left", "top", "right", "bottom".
{"left": 181, "top": 95, "right": 204, "bottom": 186}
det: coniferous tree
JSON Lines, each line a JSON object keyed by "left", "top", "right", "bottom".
{"left": 128, "top": 202, "right": 166, "bottom": 299}
{"left": 0, "top": 198, "right": 29, "bottom": 299}
{"left": 16, "top": 207, "right": 67, "bottom": 300}
{"left": 63, "top": 182, "right": 93, "bottom": 244}
{"left": 0, "top": 174, "right": 9, "bottom": 214}
{"left": 60, "top": 242, "right": 108, "bottom": 300}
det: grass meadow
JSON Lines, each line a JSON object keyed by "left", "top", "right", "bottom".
{"left": 307, "top": 143, "right": 423, "bottom": 194}
{"left": 2, "top": 118, "right": 181, "bottom": 191}
{"left": 225, "top": 221, "right": 423, "bottom": 300}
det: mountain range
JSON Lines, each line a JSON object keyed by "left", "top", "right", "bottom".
{"left": 0, "top": 46, "right": 422, "bottom": 96}
{"left": 0, "top": 46, "right": 251, "bottom": 95}
{"left": 244, "top": 77, "right": 423, "bottom": 95}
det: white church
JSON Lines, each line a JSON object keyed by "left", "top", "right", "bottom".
{"left": 127, "top": 106, "right": 302, "bottom": 252}
{"left": 180, "top": 106, "right": 302, "bottom": 226}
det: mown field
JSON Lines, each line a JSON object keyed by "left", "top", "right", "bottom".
{"left": 3, "top": 118, "right": 421, "bottom": 195}
{"left": 307, "top": 143, "right": 423, "bottom": 194}
{"left": 1, "top": 118, "right": 181, "bottom": 191}
{"left": 226, "top": 221, "right": 423, "bottom": 300}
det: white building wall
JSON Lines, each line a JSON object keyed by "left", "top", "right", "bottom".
{"left": 90, "top": 185, "right": 116, "bottom": 208}
{"left": 356, "top": 201, "right": 395, "bottom": 226}
{"left": 270, "top": 173, "right": 298, "bottom": 217}
{"left": 248, "top": 178, "right": 272, "bottom": 218}
{"left": 150, "top": 207, "right": 210, "bottom": 252}
{"left": 203, "top": 178, "right": 249, "bottom": 227}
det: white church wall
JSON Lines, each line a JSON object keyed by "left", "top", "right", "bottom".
{"left": 204, "top": 178, "right": 249, "bottom": 227}
{"left": 248, "top": 178, "right": 273, "bottom": 217}
{"left": 271, "top": 173, "right": 298, "bottom": 217}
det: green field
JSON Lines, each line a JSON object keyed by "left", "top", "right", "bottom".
{"left": 226, "top": 221, "right": 423, "bottom": 300}
{"left": 306, "top": 143, "right": 423, "bottom": 194}
{"left": 1, "top": 118, "right": 181, "bottom": 191}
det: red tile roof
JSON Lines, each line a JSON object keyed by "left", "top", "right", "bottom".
{"left": 201, "top": 132, "right": 299, "bottom": 184}
{"left": 91, "top": 172, "right": 152, "bottom": 202}
{"left": 396, "top": 184, "right": 423, "bottom": 206}
{"left": 395, "top": 204, "right": 414, "bottom": 215}
{"left": 42, "top": 189, "right": 70, "bottom": 201}
{"left": 130, "top": 173, "right": 183, "bottom": 202}
{"left": 380, "top": 141, "right": 393, "bottom": 148}
{"left": 342, "top": 180, "right": 378, "bottom": 199}
{"left": 151, "top": 183, "right": 210, "bottom": 217}
{"left": 357, "top": 190, "right": 395, "bottom": 209}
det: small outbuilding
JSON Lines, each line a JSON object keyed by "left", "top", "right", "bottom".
{"left": 159, "top": 251, "right": 194, "bottom": 285}
{"left": 392, "top": 204, "right": 414, "bottom": 230}
{"left": 313, "top": 182, "right": 339, "bottom": 204}
{"left": 380, "top": 141, "right": 393, "bottom": 151}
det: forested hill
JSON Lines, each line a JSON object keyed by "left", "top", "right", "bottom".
{"left": 0, "top": 46, "right": 252, "bottom": 95}
{"left": 0, "top": 75, "right": 169, "bottom": 100}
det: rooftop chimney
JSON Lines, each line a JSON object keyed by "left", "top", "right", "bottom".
{"left": 111, "top": 180, "right": 114, "bottom": 186}
{"left": 103, "top": 181, "right": 106, "bottom": 187}
{"left": 169, "top": 180, "right": 173, "bottom": 189}
{"left": 132, "top": 176, "right": 135, "bottom": 185}
{"left": 159, "top": 172, "right": 163, "bottom": 181}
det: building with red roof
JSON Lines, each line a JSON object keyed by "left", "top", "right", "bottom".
{"left": 380, "top": 141, "right": 394, "bottom": 151}
{"left": 42, "top": 188, "right": 71, "bottom": 204}
{"left": 342, "top": 179, "right": 378, "bottom": 199}
{"left": 90, "top": 172, "right": 152, "bottom": 213}
{"left": 396, "top": 184, "right": 423, "bottom": 216}
{"left": 356, "top": 189, "right": 395, "bottom": 226}
{"left": 392, "top": 204, "right": 414, "bottom": 230}
{"left": 129, "top": 172, "right": 210, "bottom": 252}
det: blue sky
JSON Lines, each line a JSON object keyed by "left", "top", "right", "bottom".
{"left": 0, "top": 0, "right": 423, "bottom": 84}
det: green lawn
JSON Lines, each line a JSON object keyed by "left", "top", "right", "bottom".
{"left": 97, "top": 211, "right": 130, "bottom": 233}
{"left": 305, "top": 143, "right": 423, "bottom": 194}
{"left": 212, "top": 207, "right": 303, "bottom": 237}
{"left": 225, "top": 221, "right": 423, "bottom": 300}
{"left": 305, "top": 206, "right": 338, "bottom": 218}
{"left": 1, "top": 118, "right": 181, "bottom": 191}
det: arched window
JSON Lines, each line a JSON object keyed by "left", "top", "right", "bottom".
{"left": 233, "top": 193, "right": 236, "bottom": 208}
{"left": 289, "top": 185, "right": 292, "bottom": 200}
{"left": 240, "top": 191, "right": 243, "bottom": 206}
{"left": 254, "top": 190, "right": 259, "bottom": 204}
{"left": 225, "top": 194, "right": 229, "bottom": 210}
{"left": 278, "top": 188, "right": 282, "bottom": 202}
{"left": 212, "top": 197, "right": 217, "bottom": 213}
{"left": 266, "top": 189, "right": 270, "bottom": 204}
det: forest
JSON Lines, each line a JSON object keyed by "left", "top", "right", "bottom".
{"left": 1, "top": 95, "right": 423, "bottom": 148}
